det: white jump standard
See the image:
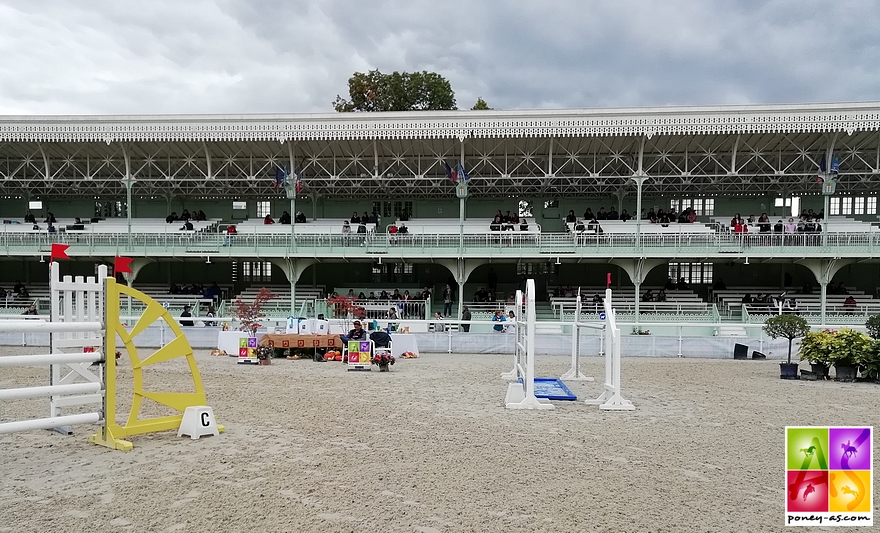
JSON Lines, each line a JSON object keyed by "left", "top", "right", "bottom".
{"left": 585, "top": 288, "right": 635, "bottom": 411}
{"left": 502, "top": 279, "right": 554, "bottom": 409}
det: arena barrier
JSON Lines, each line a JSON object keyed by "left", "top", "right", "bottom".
{"left": 584, "top": 288, "right": 635, "bottom": 411}
{"left": 0, "top": 262, "right": 223, "bottom": 450}
{"left": 502, "top": 279, "right": 554, "bottom": 409}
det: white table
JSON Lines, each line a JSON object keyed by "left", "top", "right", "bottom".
{"left": 217, "top": 330, "right": 250, "bottom": 354}
{"left": 391, "top": 334, "right": 419, "bottom": 358}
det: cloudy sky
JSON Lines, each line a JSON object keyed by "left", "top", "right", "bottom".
{"left": 1, "top": 0, "right": 878, "bottom": 115}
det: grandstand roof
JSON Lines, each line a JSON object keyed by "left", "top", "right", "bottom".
{"left": 2, "top": 101, "right": 879, "bottom": 199}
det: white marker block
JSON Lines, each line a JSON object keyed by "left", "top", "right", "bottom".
{"left": 177, "top": 406, "right": 220, "bottom": 440}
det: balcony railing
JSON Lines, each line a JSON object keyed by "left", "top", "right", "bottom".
{"left": 2, "top": 230, "right": 879, "bottom": 257}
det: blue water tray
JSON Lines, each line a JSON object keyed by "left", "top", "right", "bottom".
{"left": 519, "top": 377, "right": 577, "bottom": 401}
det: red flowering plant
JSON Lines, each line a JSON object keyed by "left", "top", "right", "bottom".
{"left": 232, "top": 287, "right": 279, "bottom": 336}
{"left": 371, "top": 351, "right": 395, "bottom": 366}
{"left": 326, "top": 295, "right": 365, "bottom": 319}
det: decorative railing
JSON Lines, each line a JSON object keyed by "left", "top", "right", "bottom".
{"left": 1, "top": 230, "right": 879, "bottom": 257}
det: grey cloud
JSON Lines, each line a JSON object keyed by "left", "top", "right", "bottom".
{"left": 0, "top": 0, "right": 878, "bottom": 115}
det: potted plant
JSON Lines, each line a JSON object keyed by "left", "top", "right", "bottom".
{"left": 763, "top": 314, "right": 810, "bottom": 379}
{"left": 827, "top": 328, "right": 871, "bottom": 382}
{"left": 865, "top": 314, "right": 880, "bottom": 339}
{"left": 371, "top": 351, "right": 395, "bottom": 372}
{"left": 797, "top": 330, "right": 835, "bottom": 380}
{"left": 231, "top": 287, "right": 278, "bottom": 336}
{"left": 859, "top": 340, "right": 880, "bottom": 383}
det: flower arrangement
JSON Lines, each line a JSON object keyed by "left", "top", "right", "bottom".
{"left": 255, "top": 345, "right": 274, "bottom": 361}
{"left": 231, "top": 287, "right": 278, "bottom": 335}
{"left": 371, "top": 352, "right": 395, "bottom": 366}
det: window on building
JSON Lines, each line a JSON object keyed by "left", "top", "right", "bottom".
{"left": 371, "top": 201, "right": 393, "bottom": 219}
{"left": 519, "top": 200, "right": 533, "bottom": 218}
{"left": 94, "top": 200, "right": 126, "bottom": 218}
{"left": 831, "top": 195, "right": 876, "bottom": 215}
{"left": 854, "top": 197, "right": 865, "bottom": 215}
{"left": 256, "top": 201, "right": 271, "bottom": 218}
{"left": 240, "top": 261, "right": 272, "bottom": 282}
{"left": 867, "top": 197, "right": 877, "bottom": 214}
{"left": 517, "top": 262, "right": 550, "bottom": 276}
{"left": 668, "top": 262, "right": 713, "bottom": 285}
{"left": 392, "top": 201, "right": 413, "bottom": 218}
{"left": 669, "top": 198, "right": 713, "bottom": 215}
{"left": 232, "top": 201, "right": 247, "bottom": 210}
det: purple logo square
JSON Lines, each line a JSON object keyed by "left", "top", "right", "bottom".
{"left": 247, "top": 337, "right": 258, "bottom": 348}
{"left": 828, "top": 427, "right": 871, "bottom": 470}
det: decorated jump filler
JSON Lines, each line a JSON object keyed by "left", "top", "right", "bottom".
{"left": 43, "top": 245, "right": 223, "bottom": 448}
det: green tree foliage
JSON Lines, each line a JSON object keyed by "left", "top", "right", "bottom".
{"left": 763, "top": 314, "right": 810, "bottom": 364}
{"left": 471, "top": 97, "right": 491, "bottom": 110}
{"left": 865, "top": 314, "right": 880, "bottom": 338}
{"left": 333, "top": 70, "right": 456, "bottom": 112}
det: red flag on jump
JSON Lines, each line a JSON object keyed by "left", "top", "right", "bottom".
{"left": 50, "top": 243, "right": 70, "bottom": 261}
{"left": 115, "top": 256, "right": 134, "bottom": 274}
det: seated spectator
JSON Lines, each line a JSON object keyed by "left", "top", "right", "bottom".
{"left": 397, "top": 223, "right": 408, "bottom": 234}
{"left": 565, "top": 210, "right": 577, "bottom": 223}
{"left": 74, "top": 217, "right": 82, "bottom": 224}
{"left": 179, "top": 305, "right": 194, "bottom": 327}
{"left": 645, "top": 208, "right": 656, "bottom": 222}
{"left": 204, "top": 305, "right": 217, "bottom": 326}
{"left": 509, "top": 212, "right": 520, "bottom": 224}
{"left": 665, "top": 278, "right": 676, "bottom": 290}
{"left": 619, "top": 209, "right": 632, "bottom": 222}
{"left": 677, "top": 277, "right": 689, "bottom": 290}
{"left": 607, "top": 207, "right": 619, "bottom": 220}
{"left": 773, "top": 220, "right": 784, "bottom": 233}
{"left": 574, "top": 219, "right": 586, "bottom": 232}
{"left": 342, "top": 220, "right": 351, "bottom": 234}
{"left": 656, "top": 290, "right": 667, "bottom": 302}
{"left": 47, "top": 223, "right": 56, "bottom": 234}
{"left": 180, "top": 220, "right": 194, "bottom": 231}
{"left": 387, "top": 307, "right": 399, "bottom": 320}
{"left": 713, "top": 278, "right": 727, "bottom": 290}
{"left": 784, "top": 218, "right": 797, "bottom": 233}
{"left": 641, "top": 289, "right": 655, "bottom": 302}
{"left": 388, "top": 224, "right": 398, "bottom": 235}
{"left": 357, "top": 292, "right": 367, "bottom": 299}
{"left": 398, "top": 210, "right": 409, "bottom": 221}
{"left": 596, "top": 207, "right": 607, "bottom": 220}
{"left": 196, "top": 210, "right": 207, "bottom": 221}
{"left": 264, "top": 214, "right": 275, "bottom": 224}
{"left": 843, "top": 296, "right": 857, "bottom": 308}
{"left": 226, "top": 224, "right": 237, "bottom": 235}
{"left": 519, "top": 218, "right": 529, "bottom": 231}
{"left": 758, "top": 213, "right": 771, "bottom": 232}
{"left": 279, "top": 211, "right": 291, "bottom": 224}
{"left": 490, "top": 214, "right": 502, "bottom": 231}
{"left": 730, "top": 213, "right": 741, "bottom": 228}
{"left": 432, "top": 312, "right": 445, "bottom": 332}
{"left": 166, "top": 212, "right": 179, "bottom": 223}
{"left": 22, "top": 304, "right": 38, "bottom": 315}
{"left": 44, "top": 212, "right": 57, "bottom": 224}
{"left": 351, "top": 212, "right": 361, "bottom": 223}
{"left": 295, "top": 212, "right": 307, "bottom": 223}
{"left": 687, "top": 209, "right": 697, "bottom": 223}
{"left": 181, "top": 209, "right": 191, "bottom": 221}
{"left": 583, "top": 208, "right": 594, "bottom": 220}
{"left": 24, "top": 210, "right": 36, "bottom": 223}
{"left": 32, "top": 223, "right": 40, "bottom": 231}
{"left": 741, "top": 293, "right": 753, "bottom": 305}
{"left": 368, "top": 292, "right": 377, "bottom": 300}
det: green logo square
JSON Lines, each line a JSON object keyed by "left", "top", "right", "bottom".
{"left": 786, "top": 427, "right": 829, "bottom": 470}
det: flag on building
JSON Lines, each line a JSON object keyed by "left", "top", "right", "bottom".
{"left": 274, "top": 166, "right": 287, "bottom": 189}
{"left": 444, "top": 161, "right": 458, "bottom": 183}
{"left": 295, "top": 167, "right": 303, "bottom": 193}
{"left": 457, "top": 162, "right": 471, "bottom": 182}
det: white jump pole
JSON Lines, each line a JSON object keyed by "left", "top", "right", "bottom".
{"left": 0, "top": 382, "right": 102, "bottom": 401}
{"left": 499, "top": 288, "right": 524, "bottom": 381}
{"left": 0, "top": 413, "right": 102, "bottom": 435}
{"left": 561, "top": 291, "right": 594, "bottom": 381}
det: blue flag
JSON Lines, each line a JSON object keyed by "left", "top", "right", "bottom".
{"left": 457, "top": 162, "right": 471, "bottom": 182}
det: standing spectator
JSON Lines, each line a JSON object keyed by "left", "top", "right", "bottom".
{"left": 461, "top": 305, "right": 471, "bottom": 332}
{"left": 492, "top": 310, "right": 506, "bottom": 332}
{"left": 443, "top": 284, "right": 454, "bottom": 316}
{"left": 203, "top": 305, "right": 216, "bottom": 326}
